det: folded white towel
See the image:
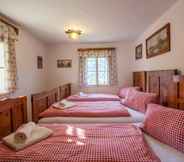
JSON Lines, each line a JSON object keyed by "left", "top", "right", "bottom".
{"left": 79, "top": 92, "right": 88, "bottom": 97}
{"left": 2, "top": 126, "right": 53, "bottom": 151}
{"left": 14, "top": 122, "right": 36, "bottom": 143}
{"left": 52, "top": 100, "right": 76, "bottom": 109}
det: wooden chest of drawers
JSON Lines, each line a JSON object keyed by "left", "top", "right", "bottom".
{"left": 0, "top": 96, "right": 27, "bottom": 138}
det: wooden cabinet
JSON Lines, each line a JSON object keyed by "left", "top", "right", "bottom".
{"left": 0, "top": 96, "right": 27, "bottom": 138}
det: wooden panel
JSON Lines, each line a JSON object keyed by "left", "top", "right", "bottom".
{"left": 12, "top": 104, "right": 24, "bottom": 130}
{"left": 133, "top": 71, "right": 146, "bottom": 91}
{"left": 32, "top": 84, "right": 71, "bottom": 122}
{"left": 47, "top": 88, "right": 59, "bottom": 106}
{"left": 146, "top": 71, "right": 160, "bottom": 94}
{"left": 179, "top": 80, "right": 184, "bottom": 110}
{"left": 146, "top": 70, "right": 178, "bottom": 107}
{"left": 0, "top": 110, "right": 12, "bottom": 138}
{"left": 59, "top": 84, "right": 71, "bottom": 100}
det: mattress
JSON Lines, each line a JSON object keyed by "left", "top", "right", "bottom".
{"left": 38, "top": 107, "right": 145, "bottom": 124}
{"left": 39, "top": 101, "right": 130, "bottom": 118}
{"left": 144, "top": 133, "right": 184, "bottom": 162}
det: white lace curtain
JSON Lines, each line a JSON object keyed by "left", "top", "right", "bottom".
{"left": 79, "top": 48, "right": 118, "bottom": 87}
{"left": 0, "top": 21, "right": 18, "bottom": 93}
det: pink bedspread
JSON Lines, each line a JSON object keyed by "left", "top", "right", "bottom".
{"left": 67, "top": 93, "right": 120, "bottom": 101}
{"left": 0, "top": 124, "right": 160, "bottom": 162}
{"left": 39, "top": 101, "right": 130, "bottom": 118}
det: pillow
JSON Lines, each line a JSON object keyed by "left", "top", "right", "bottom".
{"left": 121, "top": 90, "right": 158, "bottom": 113}
{"left": 118, "top": 86, "right": 140, "bottom": 98}
{"left": 143, "top": 104, "right": 184, "bottom": 153}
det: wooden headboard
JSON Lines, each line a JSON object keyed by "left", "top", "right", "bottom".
{"left": 31, "top": 84, "right": 71, "bottom": 122}
{"left": 0, "top": 96, "right": 27, "bottom": 138}
{"left": 133, "top": 71, "right": 147, "bottom": 91}
{"left": 133, "top": 70, "right": 178, "bottom": 108}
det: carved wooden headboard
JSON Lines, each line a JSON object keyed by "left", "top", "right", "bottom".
{"left": 31, "top": 84, "right": 71, "bottom": 122}
{"left": 133, "top": 71, "right": 147, "bottom": 91}
{"left": 133, "top": 70, "right": 178, "bottom": 108}
{"left": 146, "top": 70, "right": 178, "bottom": 107}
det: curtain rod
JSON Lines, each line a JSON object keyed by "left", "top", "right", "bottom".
{"left": 0, "top": 14, "right": 19, "bottom": 35}
{"left": 78, "top": 47, "right": 115, "bottom": 51}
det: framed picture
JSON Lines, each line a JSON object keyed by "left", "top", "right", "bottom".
{"left": 135, "top": 44, "right": 143, "bottom": 60}
{"left": 57, "top": 59, "right": 72, "bottom": 68}
{"left": 37, "top": 56, "right": 43, "bottom": 69}
{"left": 146, "top": 23, "right": 171, "bottom": 58}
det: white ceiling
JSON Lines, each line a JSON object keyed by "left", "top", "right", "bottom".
{"left": 0, "top": 0, "right": 178, "bottom": 43}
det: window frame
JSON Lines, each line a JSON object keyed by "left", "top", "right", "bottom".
{"left": 0, "top": 41, "right": 8, "bottom": 95}
{"left": 85, "top": 56, "right": 110, "bottom": 87}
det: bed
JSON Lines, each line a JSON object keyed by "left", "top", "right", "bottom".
{"left": 31, "top": 85, "right": 146, "bottom": 123}
{"left": 0, "top": 123, "right": 183, "bottom": 162}
{"left": 67, "top": 93, "right": 120, "bottom": 101}
{"left": 38, "top": 101, "right": 145, "bottom": 124}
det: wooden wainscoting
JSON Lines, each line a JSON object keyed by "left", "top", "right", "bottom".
{"left": 0, "top": 96, "right": 27, "bottom": 138}
{"left": 31, "top": 84, "right": 71, "bottom": 122}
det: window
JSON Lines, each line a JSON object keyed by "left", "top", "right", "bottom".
{"left": 86, "top": 57, "right": 109, "bottom": 86}
{"left": 79, "top": 48, "right": 118, "bottom": 87}
{"left": 0, "top": 42, "right": 6, "bottom": 93}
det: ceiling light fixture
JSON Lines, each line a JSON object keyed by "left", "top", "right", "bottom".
{"left": 65, "top": 29, "right": 82, "bottom": 40}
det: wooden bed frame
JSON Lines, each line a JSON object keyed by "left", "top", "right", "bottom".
{"left": 31, "top": 69, "right": 183, "bottom": 123}
{"left": 133, "top": 69, "right": 184, "bottom": 109}
{"left": 31, "top": 84, "right": 71, "bottom": 122}
{"left": 0, "top": 96, "right": 27, "bottom": 138}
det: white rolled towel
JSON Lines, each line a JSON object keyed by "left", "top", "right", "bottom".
{"left": 14, "top": 122, "right": 36, "bottom": 143}
{"left": 3, "top": 126, "right": 53, "bottom": 151}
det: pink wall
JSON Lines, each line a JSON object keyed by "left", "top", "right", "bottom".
{"left": 46, "top": 41, "right": 134, "bottom": 94}
{"left": 133, "top": 0, "right": 184, "bottom": 73}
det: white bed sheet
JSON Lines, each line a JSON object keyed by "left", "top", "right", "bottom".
{"left": 38, "top": 107, "right": 145, "bottom": 124}
{"left": 144, "top": 133, "right": 184, "bottom": 162}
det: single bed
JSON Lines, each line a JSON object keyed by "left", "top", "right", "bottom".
{"left": 0, "top": 123, "right": 159, "bottom": 162}
{"left": 67, "top": 93, "right": 120, "bottom": 101}
{"left": 38, "top": 101, "right": 145, "bottom": 124}
{"left": 0, "top": 123, "right": 183, "bottom": 162}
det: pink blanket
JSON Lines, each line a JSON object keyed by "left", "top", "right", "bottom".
{"left": 0, "top": 124, "right": 160, "bottom": 162}
{"left": 39, "top": 101, "right": 130, "bottom": 118}
{"left": 67, "top": 93, "right": 120, "bottom": 101}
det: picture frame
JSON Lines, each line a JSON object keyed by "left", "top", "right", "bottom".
{"left": 37, "top": 56, "right": 43, "bottom": 69}
{"left": 57, "top": 59, "right": 72, "bottom": 68}
{"left": 135, "top": 44, "right": 143, "bottom": 60}
{"left": 146, "top": 23, "right": 171, "bottom": 58}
